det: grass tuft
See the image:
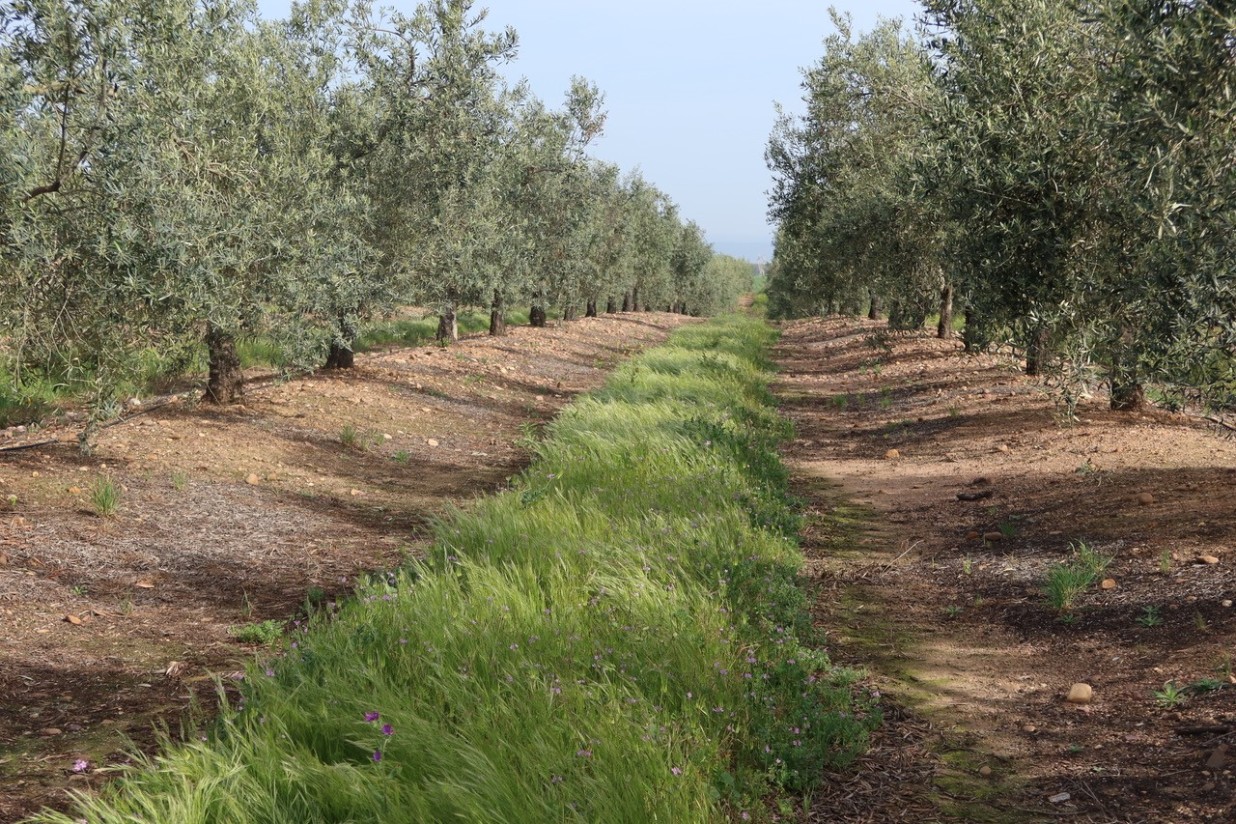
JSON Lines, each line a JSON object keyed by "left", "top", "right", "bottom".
{"left": 228, "top": 620, "right": 284, "bottom": 646}
{"left": 90, "top": 476, "right": 122, "bottom": 518}
{"left": 1045, "top": 540, "right": 1111, "bottom": 615}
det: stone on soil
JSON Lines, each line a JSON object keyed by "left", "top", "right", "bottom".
{"left": 1136, "top": 492, "right": 1155, "bottom": 505}
{"left": 1066, "top": 683, "right": 1093, "bottom": 704}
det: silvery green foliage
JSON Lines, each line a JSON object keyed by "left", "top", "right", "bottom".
{"left": 353, "top": 0, "right": 522, "bottom": 323}
{"left": 1, "top": 0, "right": 739, "bottom": 418}
{"left": 765, "top": 12, "right": 945, "bottom": 321}
{"left": 3, "top": 0, "right": 284, "bottom": 386}
{"left": 771, "top": 0, "right": 1236, "bottom": 405}
{"left": 1089, "top": 0, "right": 1236, "bottom": 405}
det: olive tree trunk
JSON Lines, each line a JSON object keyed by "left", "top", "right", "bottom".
{"left": 325, "top": 342, "right": 354, "bottom": 369}
{"left": 868, "top": 291, "right": 883, "bottom": 320}
{"left": 1110, "top": 330, "right": 1146, "bottom": 411}
{"left": 489, "top": 289, "right": 506, "bottom": 336}
{"left": 962, "top": 306, "right": 981, "bottom": 352}
{"left": 436, "top": 307, "right": 458, "bottom": 342}
{"left": 1025, "top": 323, "right": 1049, "bottom": 376}
{"left": 937, "top": 285, "right": 955, "bottom": 340}
{"left": 530, "top": 287, "right": 547, "bottom": 328}
{"left": 325, "top": 315, "right": 357, "bottom": 369}
{"left": 204, "top": 324, "right": 243, "bottom": 404}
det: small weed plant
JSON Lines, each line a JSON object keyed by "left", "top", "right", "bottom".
{"left": 37, "top": 315, "right": 878, "bottom": 823}
{"left": 1189, "top": 677, "right": 1223, "bottom": 694}
{"left": 1154, "top": 680, "right": 1185, "bottom": 708}
{"left": 90, "top": 476, "right": 122, "bottom": 518}
{"left": 1045, "top": 541, "right": 1111, "bottom": 616}
{"left": 227, "top": 620, "right": 283, "bottom": 646}
{"left": 1158, "top": 550, "right": 1174, "bottom": 573}
{"left": 1137, "top": 605, "right": 1163, "bottom": 627}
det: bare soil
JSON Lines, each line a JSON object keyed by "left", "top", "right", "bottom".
{"left": 0, "top": 312, "right": 689, "bottom": 823}
{"left": 776, "top": 317, "right": 1236, "bottom": 823}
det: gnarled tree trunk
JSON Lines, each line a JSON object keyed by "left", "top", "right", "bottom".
{"left": 325, "top": 315, "right": 357, "bottom": 369}
{"left": 963, "top": 306, "right": 980, "bottom": 352}
{"left": 1025, "top": 323, "right": 1049, "bottom": 376}
{"left": 606, "top": 296, "right": 617, "bottom": 314}
{"left": 1110, "top": 330, "right": 1146, "bottom": 411}
{"left": 530, "top": 286, "right": 547, "bottom": 328}
{"left": 937, "top": 284, "right": 955, "bottom": 340}
{"left": 621, "top": 291, "right": 632, "bottom": 312}
{"left": 585, "top": 299, "right": 597, "bottom": 318}
{"left": 489, "top": 289, "right": 506, "bottom": 336}
{"left": 204, "top": 324, "right": 243, "bottom": 404}
{"left": 325, "top": 342, "right": 354, "bottom": 369}
{"left": 868, "top": 291, "right": 883, "bottom": 321}
{"left": 436, "top": 307, "right": 458, "bottom": 342}
{"left": 1110, "top": 375, "right": 1145, "bottom": 411}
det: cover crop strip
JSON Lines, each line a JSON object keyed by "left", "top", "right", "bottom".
{"left": 37, "top": 315, "right": 876, "bottom": 824}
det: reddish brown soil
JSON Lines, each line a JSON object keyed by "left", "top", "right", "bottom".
{"left": 0, "top": 312, "right": 688, "bottom": 823}
{"left": 776, "top": 317, "right": 1236, "bottom": 824}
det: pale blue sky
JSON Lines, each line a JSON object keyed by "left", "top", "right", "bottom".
{"left": 258, "top": 1, "right": 922, "bottom": 261}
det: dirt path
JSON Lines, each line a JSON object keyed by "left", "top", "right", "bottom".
{"left": 0, "top": 313, "right": 689, "bottom": 823}
{"left": 774, "top": 317, "right": 1236, "bottom": 823}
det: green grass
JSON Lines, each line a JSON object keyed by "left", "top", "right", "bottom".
{"left": 89, "top": 476, "right": 122, "bottom": 518}
{"left": 1044, "top": 541, "right": 1112, "bottom": 615}
{"left": 0, "top": 371, "right": 60, "bottom": 428}
{"left": 227, "top": 620, "right": 284, "bottom": 646}
{"left": 35, "top": 315, "right": 875, "bottom": 823}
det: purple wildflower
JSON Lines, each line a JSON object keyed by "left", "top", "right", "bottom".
{"left": 381, "top": 724, "right": 394, "bottom": 736}
{"left": 364, "top": 711, "right": 380, "bottom": 723}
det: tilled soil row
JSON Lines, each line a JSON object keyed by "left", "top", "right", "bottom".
{"left": 775, "top": 317, "right": 1236, "bottom": 824}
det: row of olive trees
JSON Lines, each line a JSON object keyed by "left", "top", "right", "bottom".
{"left": 767, "top": 1, "right": 1236, "bottom": 411}
{"left": 0, "top": 0, "right": 740, "bottom": 414}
